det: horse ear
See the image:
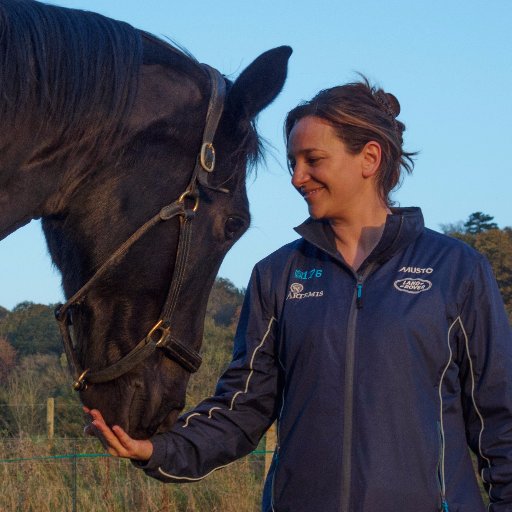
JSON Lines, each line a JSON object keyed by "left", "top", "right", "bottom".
{"left": 226, "top": 46, "right": 292, "bottom": 120}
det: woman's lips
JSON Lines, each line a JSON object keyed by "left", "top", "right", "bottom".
{"left": 301, "top": 186, "right": 325, "bottom": 199}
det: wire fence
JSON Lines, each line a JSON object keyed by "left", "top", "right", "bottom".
{"left": 0, "top": 402, "right": 273, "bottom": 512}
{"left": 0, "top": 437, "right": 269, "bottom": 512}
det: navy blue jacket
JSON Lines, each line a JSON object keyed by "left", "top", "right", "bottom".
{"left": 140, "top": 207, "right": 512, "bottom": 512}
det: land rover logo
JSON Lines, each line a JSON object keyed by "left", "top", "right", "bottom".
{"left": 394, "top": 278, "right": 432, "bottom": 294}
{"left": 290, "top": 283, "right": 304, "bottom": 294}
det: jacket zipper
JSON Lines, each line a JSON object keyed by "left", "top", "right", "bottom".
{"left": 340, "top": 266, "right": 374, "bottom": 512}
{"left": 436, "top": 420, "right": 449, "bottom": 512}
{"left": 356, "top": 282, "right": 363, "bottom": 308}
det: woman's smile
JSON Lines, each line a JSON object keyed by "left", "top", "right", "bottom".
{"left": 300, "top": 185, "right": 325, "bottom": 200}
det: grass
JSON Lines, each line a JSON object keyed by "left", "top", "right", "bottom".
{"left": 0, "top": 436, "right": 265, "bottom": 512}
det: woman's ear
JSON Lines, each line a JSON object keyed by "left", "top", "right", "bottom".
{"left": 361, "top": 141, "right": 382, "bottom": 178}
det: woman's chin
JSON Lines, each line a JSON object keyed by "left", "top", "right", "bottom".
{"left": 308, "top": 207, "right": 325, "bottom": 220}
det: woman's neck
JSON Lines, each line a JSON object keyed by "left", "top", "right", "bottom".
{"left": 329, "top": 202, "right": 391, "bottom": 271}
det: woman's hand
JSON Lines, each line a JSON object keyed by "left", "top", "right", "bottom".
{"left": 83, "top": 407, "right": 154, "bottom": 461}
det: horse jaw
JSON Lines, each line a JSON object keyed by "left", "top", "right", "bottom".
{"left": 79, "top": 356, "right": 191, "bottom": 439}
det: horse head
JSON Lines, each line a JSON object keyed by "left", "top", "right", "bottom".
{"left": 0, "top": 1, "right": 291, "bottom": 438}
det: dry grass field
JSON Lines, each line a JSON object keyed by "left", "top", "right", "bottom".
{"left": 0, "top": 436, "right": 265, "bottom": 512}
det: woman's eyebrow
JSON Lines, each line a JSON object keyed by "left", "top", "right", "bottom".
{"left": 287, "top": 147, "right": 322, "bottom": 158}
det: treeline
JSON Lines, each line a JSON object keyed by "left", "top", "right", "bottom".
{"left": 441, "top": 212, "right": 512, "bottom": 321}
{"left": 0, "top": 278, "right": 244, "bottom": 437}
{"left": 0, "top": 277, "right": 243, "bottom": 359}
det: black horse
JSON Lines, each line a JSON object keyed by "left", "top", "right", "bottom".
{"left": 0, "top": 0, "right": 291, "bottom": 438}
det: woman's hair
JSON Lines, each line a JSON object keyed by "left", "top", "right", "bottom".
{"left": 285, "top": 76, "right": 416, "bottom": 206}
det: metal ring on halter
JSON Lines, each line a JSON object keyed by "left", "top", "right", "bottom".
{"left": 200, "top": 142, "right": 216, "bottom": 172}
{"left": 178, "top": 190, "right": 200, "bottom": 212}
{"left": 72, "top": 369, "right": 90, "bottom": 391}
{"left": 147, "top": 319, "right": 171, "bottom": 346}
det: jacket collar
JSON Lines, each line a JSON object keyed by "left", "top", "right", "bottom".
{"left": 294, "top": 207, "right": 425, "bottom": 268}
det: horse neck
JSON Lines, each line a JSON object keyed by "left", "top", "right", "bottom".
{"left": 0, "top": 60, "right": 207, "bottom": 242}
{"left": 0, "top": 120, "right": 127, "bottom": 241}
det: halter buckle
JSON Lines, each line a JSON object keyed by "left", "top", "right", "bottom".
{"left": 72, "top": 369, "right": 90, "bottom": 391}
{"left": 147, "top": 320, "right": 172, "bottom": 347}
{"left": 200, "top": 142, "right": 216, "bottom": 172}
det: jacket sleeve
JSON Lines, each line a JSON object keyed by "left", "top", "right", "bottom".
{"left": 137, "top": 263, "right": 281, "bottom": 482}
{"left": 459, "top": 255, "right": 512, "bottom": 510}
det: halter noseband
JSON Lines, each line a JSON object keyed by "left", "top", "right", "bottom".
{"left": 55, "top": 64, "right": 226, "bottom": 391}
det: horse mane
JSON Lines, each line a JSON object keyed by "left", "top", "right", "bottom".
{"left": 0, "top": 0, "right": 205, "bottom": 163}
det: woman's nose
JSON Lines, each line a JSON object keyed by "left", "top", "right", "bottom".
{"left": 291, "top": 163, "right": 307, "bottom": 189}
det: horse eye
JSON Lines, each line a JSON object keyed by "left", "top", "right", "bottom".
{"left": 224, "top": 216, "right": 245, "bottom": 240}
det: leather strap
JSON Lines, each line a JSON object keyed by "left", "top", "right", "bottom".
{"left": 55, "top": 64, "right": 226, "bottom": 391}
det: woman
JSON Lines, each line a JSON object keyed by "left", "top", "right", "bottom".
{"left": 86, "top": 79, "right": 512, "bottom": 511}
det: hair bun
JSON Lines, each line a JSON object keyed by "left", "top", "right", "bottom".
{"left": 374, "top": 89, "right": 400, "bottom": 119}
{"left": 384, "top": 93, "right": 400, "bottom": 117}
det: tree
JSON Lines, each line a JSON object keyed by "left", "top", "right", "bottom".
{"left": 464, "top": 212, "right": 498, "bottom": 234}
{"left": 442, "top": 213, "right": 512, "bottom": 321}
{"left": 0, "top": 306, "right": 8, "bottom": 321}
{"left": 439, "top": 220, "right": 465, "bottom": 236}
{"left": 206, "top": 278, "right": 245, "bottom": 328}
{"left": 0, "top": 302, "right": 61, "bottom": 356}
{"left": 472, "top": 228, "right": 512, "bottom": 320}
{"left": 0, "top": 337, "right": 16, "bottom": 382}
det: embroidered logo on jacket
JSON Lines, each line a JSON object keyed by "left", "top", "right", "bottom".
{"left": 286, "top": 282, "right": 324, "bottom": 300}
{"left": 399, "top": 266, "right": 433, "bottom": 274}
{"left": 394, "top": 278, "right": 432, "bottom": 294}
{"left": 294, "top": 268, "right": 323, "bottom": 280}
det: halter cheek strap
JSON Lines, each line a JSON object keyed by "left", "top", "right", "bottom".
{"left": 55, "top": 64, "right": 226, "bottom": 391}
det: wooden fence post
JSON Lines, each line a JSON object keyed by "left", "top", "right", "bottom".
{"left": 265, "top": 422, "right": 277, "bottom": 475}
{"left": 47, "top": 397, "right": 54, "bottom": 439}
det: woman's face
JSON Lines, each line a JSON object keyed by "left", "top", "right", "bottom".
{"left": 288, "top": 116, "right": 371, "bottom": 221}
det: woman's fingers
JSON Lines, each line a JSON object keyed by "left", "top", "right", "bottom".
{"left": 112, "top": 424, "right": 132, "bottom": 449}
{"left": 83, "top": 408, "right": 124, "bottom": 456}
{"left": 82, "top": 407, "right": 153, "bottom": 460}
{"left": 111, "top": 425, "right": 154, "bottom": 460}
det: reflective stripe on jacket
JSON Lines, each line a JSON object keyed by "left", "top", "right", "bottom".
{"left": 141, "top": 207, "right": 512, "bottom": 512}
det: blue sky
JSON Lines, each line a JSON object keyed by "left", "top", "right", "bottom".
{"left": 1, "top": 0, "right": 511, "bottom": 309}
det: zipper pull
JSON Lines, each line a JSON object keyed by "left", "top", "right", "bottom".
{"left": 356, "top": 283, "right": 363, "bottom": 309}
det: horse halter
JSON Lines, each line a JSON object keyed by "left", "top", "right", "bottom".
{"left": 55, "top": 64, "right": 227, "bottom": 391}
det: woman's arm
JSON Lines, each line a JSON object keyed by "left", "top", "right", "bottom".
{"left": 459, "top": 256, "right": 512, "bottom": 510}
